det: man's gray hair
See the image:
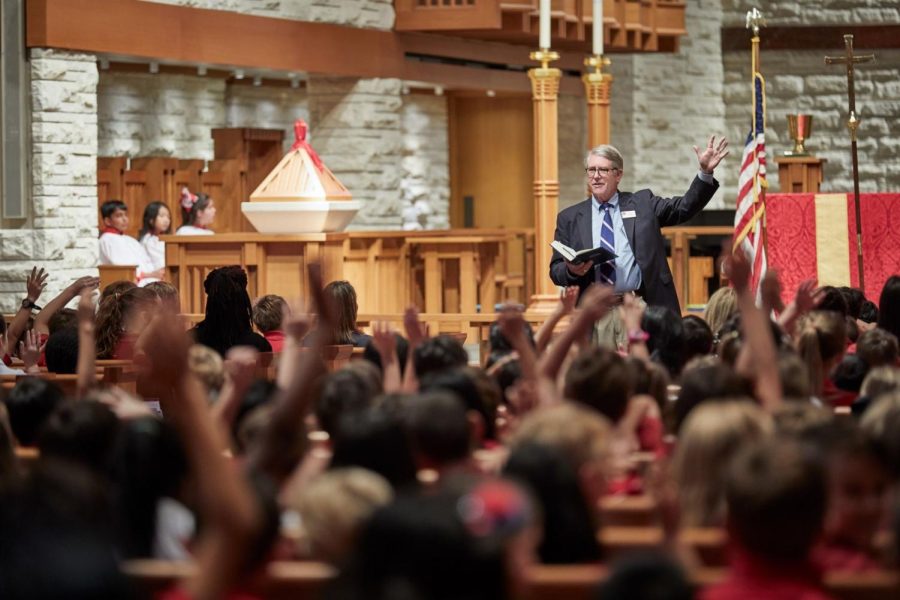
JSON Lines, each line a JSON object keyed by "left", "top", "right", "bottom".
{"left": 584, "top": 145, "right": 624, "bottom": 171}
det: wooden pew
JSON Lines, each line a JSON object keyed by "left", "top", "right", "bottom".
{"left": 599, "top": 495, "right": 657, "bottom": 527}
{"left": 122, "top": 560, "right": 900, "bottom": 600}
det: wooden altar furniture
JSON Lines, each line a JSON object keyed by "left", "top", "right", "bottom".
{"left": 774, "top": 156, "right": 827, "bottom": 193}
{"left": 99, "top": 264, "right": 138, "bottom": 288}
{"left": 662, "top": 225, "right": 733, "bottom": 309}
{"left": 211, "top": 128, "right": 285, "bottom": 233}
{"left": 162, "top": 230, "right": 527, "bottom": 316}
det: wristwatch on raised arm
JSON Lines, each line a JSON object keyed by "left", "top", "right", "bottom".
{"left": 21, "top": 298, "right": 41, "bottom": 311}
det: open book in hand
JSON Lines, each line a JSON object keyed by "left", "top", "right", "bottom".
{"left": 550, "top": 240, "right": 617, "bottom": 265}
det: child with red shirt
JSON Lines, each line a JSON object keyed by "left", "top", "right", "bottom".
{"left": 251, "top": 294, "right": 288, "bottom": 352}
{"left": 703, "top": 438, "right": 833, "bottom": 600}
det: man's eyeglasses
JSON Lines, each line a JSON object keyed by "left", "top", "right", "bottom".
{"left": 585, "top": 167, "right": 619, "bottom": 177}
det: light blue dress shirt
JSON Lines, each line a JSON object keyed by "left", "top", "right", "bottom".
{"left": 589, "top": 172, "right": 714, "bottom": 293}
{"left": 591, "top": 193, "right": 642, "bottom": 293}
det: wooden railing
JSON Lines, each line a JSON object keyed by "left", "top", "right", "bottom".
{"left": 395, "top": 0, "right": 687, "bottom": 52}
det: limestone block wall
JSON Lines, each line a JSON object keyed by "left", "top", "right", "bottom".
{"left": 608, "top": 0, "right": 728, "bottom": 207}
{"left": 400, "top": 94, "right": 450, "bottom": 230}
{"left": 145, "top": 0, "right": 394, "bottom": 30}
{"left": 721, "top": 0, "right": 900, "bottom": 196}
{"left": 0, "top": 50, "right": 99, "bottom": 312}
{"left": 225, "top": 84, "right": 310, "bottom": 153}
{"left": 98, "top": 72, "right": 226, "bottom": 159}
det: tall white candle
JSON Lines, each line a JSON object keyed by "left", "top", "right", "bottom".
{"left": 593, "top": 0, "right": 604, "bottom": 55}
{"left": 539, "top": 0, "right": 551, "bottom": 49}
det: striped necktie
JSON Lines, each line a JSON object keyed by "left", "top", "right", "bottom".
{"left": 598, "top": 202, "right": 616, "bottom": 285}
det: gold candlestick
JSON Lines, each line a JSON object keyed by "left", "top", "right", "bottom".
{"left": 582, "top": 54, "right": 613, "bottom": 148}
{"left": 528, "top": 48, "right": 563, "bottom": 311}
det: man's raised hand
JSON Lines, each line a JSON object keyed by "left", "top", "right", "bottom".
{"left": 693, "top": 135, "right": 729, "bottom": 174}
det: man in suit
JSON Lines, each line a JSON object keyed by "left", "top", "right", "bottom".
{"left": 549, "top": 136, "right": 729, "bottom": 316}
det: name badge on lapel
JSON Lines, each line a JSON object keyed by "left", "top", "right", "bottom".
{"left": 621, "top": 210, "right": 637, "bottom": 219}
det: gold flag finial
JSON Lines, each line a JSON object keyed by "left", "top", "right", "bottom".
{"left": 745, "top": 8, "right": 765, "bottom": 37}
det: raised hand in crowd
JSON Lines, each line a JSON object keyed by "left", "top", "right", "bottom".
{"left": 213, "top": 345, "right": 260, "bottom": 438}
{"left": 777, "top": 278, "right": 824, "bottom": 335}
{"left": 76, "top": 289, "right": 96, "bottom": 397}
{"left": 5, "top": 266, "right": 49, "bottom": 357}
{"left": 372, "top": 321, "right": 402, "bottom": 393}
{"left": 535, "top": 286, "right": 579, "bottom": 353}
{"left": 760, "top": 269, "right": 785, "bottom": 314}
{"left": 726, "top": 246, "right": 782, "bottom": 411}
{"left": 18, "top": 329, "right": 43, "bottom": 375}
{"left": 621, "top": 292, "right": 649, "bottom": 361}
{"left": 402, "top": 305, "right": 428, "bottom": 392}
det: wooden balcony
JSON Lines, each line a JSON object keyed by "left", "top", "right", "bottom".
{"left": 395, "top": 0, "right": 686, "bottom": 52}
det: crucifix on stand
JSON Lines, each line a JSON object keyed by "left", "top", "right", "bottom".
{"left": 825, "top": 34, "right": 874, "bottom": 289}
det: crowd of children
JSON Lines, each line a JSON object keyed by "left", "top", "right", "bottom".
{"left": 1, "top": 250, "right": 900, "bottom": 599}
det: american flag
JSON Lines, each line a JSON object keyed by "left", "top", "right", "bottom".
{"left": 733, "top": 72, "right": 767, "bottom": 297}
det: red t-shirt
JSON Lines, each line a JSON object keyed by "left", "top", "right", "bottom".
{"left": 822, "top": 377, "right": 857, "bottom": 408}
{"left": 263, "top": 330, "right": 285, "bottom": 353}
{"left": 702, "top": 546, "right": 834, "bottom": 600}
{"left": 114, "top": 333, "right": 138, "bottom": 361}
{"left": 812, "top": 539, "right": 882, "bottom": 573}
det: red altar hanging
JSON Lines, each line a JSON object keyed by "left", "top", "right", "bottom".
{"left": 766, "top": 193, "right": 900, "bottom": 305}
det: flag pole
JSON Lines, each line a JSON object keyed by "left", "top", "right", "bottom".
{"left": 753, "top": 17, "right": 769, "bottom": 266}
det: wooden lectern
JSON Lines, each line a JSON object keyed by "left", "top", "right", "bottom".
{"left": 774, "top": 156, "right": 827, "bottom": 193}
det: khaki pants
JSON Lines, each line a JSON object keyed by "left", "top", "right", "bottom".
{"left": 592, "top": 294, "right": 646, "bottom": 351}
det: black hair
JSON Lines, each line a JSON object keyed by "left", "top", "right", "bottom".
{"left": 362, "top": 334, "right": 409, "bottom": 377}
{"left": 413, "top": 335, "right": 468, "bottom": 378}
{"left": 109, "top": 416, "right": 187, "bottom": 558}
{"left": 488, "top": 320, "right": 536, "bottom": 355}
{"left": 100, "top": 199, "right": 127, "bottom": 219}
{"left": 682, "top": 315, "right": 713, "bottom": 362}
{"left": 232, "top": 378, "right": 279, "bottom": 448}
{"left": 329, "top": 406, "right": 418, "bottom": 491}
{"left": 642, "top": 306, "right": 687, "bottom": 377}
{"left": 194, "top": 266, "right": 254, "bottom": 356}
{"left": 181, "top": 192, "right": 212, "bottom": 227}
{"left": 504, "top": 442, "right": 601, "bottom": 564}
{"left": 3, "top": 378, "right": 65, "bottom": 446}
{"left": 818, "top": 286, "right": 849, "bottom": 316}
{"left": 839, "top": 287, "right": 866, "bottom": 319}
{"left": 832, "top": 354, "right": 868, "bottom": 394}
{"left": 332, "top": 487, "right": 512, "bottom": 600}
{"left": 138, "top": 200, "right": 171, "bottom": 239}
{"left": 315, "top": 368, "right": 380, "bottom": 439}
{"left": 38, "top": 401, "right": 120, "bottom": 477}
{"left": 419, "top": 367, "right": 497, "bottom": 440}
{"left": 44, "top": 327, "right": 79, "bottom": 374}
{"left": 859, "top": 300, "right": 879, "bottom": 324}
{"left": 877, "top": 275, "right": 900, "bottom": 340}
{"left": 0, "top": 462, "right": 129, "bottom": 599}
{"left": 404, "top": 392, "right": 472, "bottom": 468}
{"left": 596, "top": 553, "right": 692, "bottom": 600}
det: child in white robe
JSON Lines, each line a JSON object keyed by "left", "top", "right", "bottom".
{"left": 98, "top": 200, "right": 163, "bottom": 287}
{"left": 175, "top": 187, "right": 216, "bottom": 236}
{"left": 138, "top": 201, "right": 171, "bottom": 274}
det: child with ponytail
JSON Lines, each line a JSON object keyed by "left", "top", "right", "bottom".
{"left": 175, "top": 187, "right": 216, "bottom": 235}
{"left": 795, "top": 310, "right": 852, "bottom": 406}
{"left": 95, "top": 287, "right": 157, "bottom": 360}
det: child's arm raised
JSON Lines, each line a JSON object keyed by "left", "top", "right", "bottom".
{"left": 75, "top": 290, "right": 96, "bottom": 397}
{"left": 533, "top": 286, "right": 579, "bottom": 354}
{"left": 141, "top": 310, "right": 262, "bottom": 600}
{"left": 5, "top": 267, "right": 48, "bottom": 357}
{"left": 248, "top": 264, "right": 331, "bottom": 486}
{"left": 34, "top": 275, "right": 100, "bottom": 336}
{"left": 372, "top": 322, "right": 402, "bottom": 394}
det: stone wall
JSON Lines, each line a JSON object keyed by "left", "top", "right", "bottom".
{"left": 145, "top": 0, "right": 394, "bottom": 30}
{"left": 721, "top": 0, "right": 900, "bottom": 196}
{"left": 400, "top": 94, "right": 449, "bottom": 230}
{"left": 0, "top": 49, "right": 99, "bottom": 312}
{"left": 558, "top": 94, "right": 589, "bottom": 210}
{"left": 608, "top": 0, "right": 728, "bottom": 207}
{"left": 307, "top": 76, "right": 405, "bottom": 229}
{"left": 225, "top": 84, "right": 310, "bottom": 153}
{"left": 98, "top": 72, "right": 226, "bottom": 159}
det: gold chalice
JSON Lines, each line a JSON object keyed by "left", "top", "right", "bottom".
{"left": 785, "top": 114, "right": 814, "bottom": 156}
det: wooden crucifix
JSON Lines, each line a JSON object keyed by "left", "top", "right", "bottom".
{"left": 825, "top": 34, "right": 874, "bottom": 289}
